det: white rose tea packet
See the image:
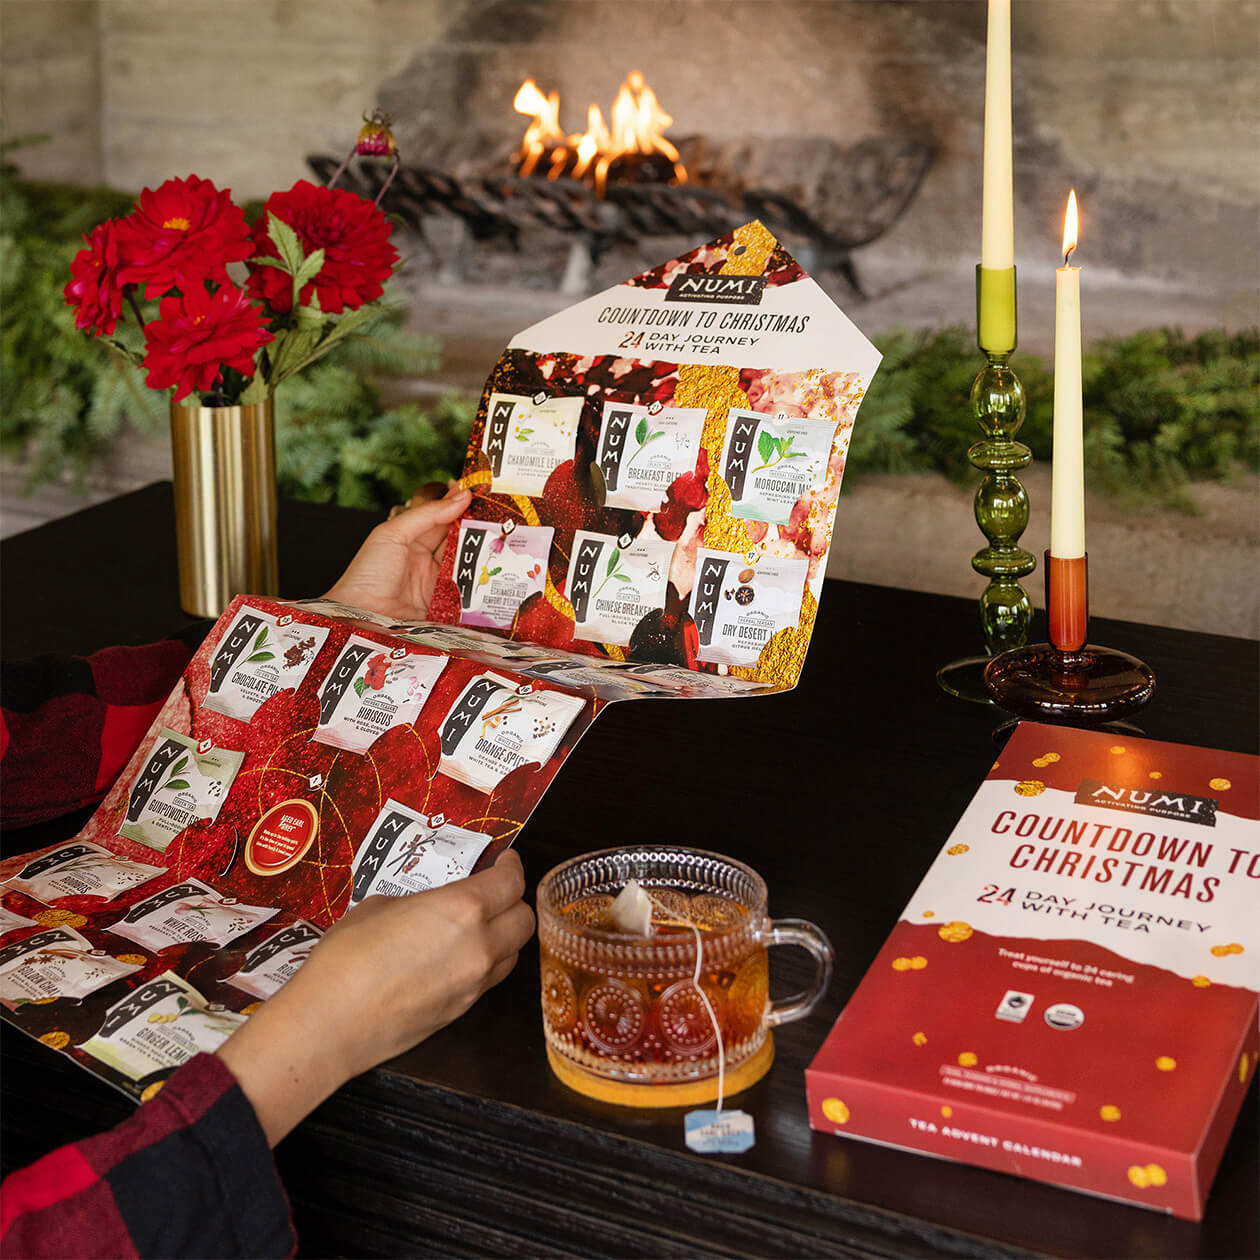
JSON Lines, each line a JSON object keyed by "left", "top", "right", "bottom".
{"left": 568, "top": 530, "right": 675, "bottom": 646}
{"left": 0, "top": 927, "right": 142, "bottom": 1009}
{"left": 79, "top": 972, "right": 246, "bottom": 1081}
{"left": 594, "top": 401, "right": 707, "bottom": 511}
{"left": 718, "top": 408, "right": 839, "bottom": 525}
{"left": 453, "top": 520, "right": 553, "bottom": 630}
{"left": 481, "top": 392, "right": 583, "bottom": 497}
{"left": 108, "top": 878, "right": 278, "bottom": 952}
{"left": 0, "top": 905, "right": 37, "bottom": 937}
{"left": 438, "top": 673, "right": 585, "bottom": 793}
{"left": 117, "top": 730, "right": 244, "bottom": 853}
{"left": 3, "top": 841, "right": 164, "bottom": 904}
{"left": 202, "top": 606, "right": 329, "bottom": 722}
{"left": 224, "top": 919, "right": 322, "bottom": 1000}
{"left": 349, "top": 799, "right": 492, "bottom": 905}
{"left": 689, "top": 550, "right": 810, "bottom": 667}
{"left": 313, "top": 637, "right": 447, "bottom": 755}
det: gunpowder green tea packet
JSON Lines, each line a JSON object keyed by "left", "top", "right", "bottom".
{"left": 567, "top": 530, "right": 676, "bottom": 646}
{"left": 594, "top": 401, "right": 707, "bottom": 511}
{"left": 107, "top": 878, "right": 278, "bottom": 952}
{"left": 454, "top": 520, "right": 553, "bottom": 630}
{"left": 718, "top": 408, "right": 839, "bottom": 525}
{"left": 3, "top": 841, "right": 164, "bottom": 904}
{"left": 689, "top": 550, "right": 810, "bottom": 667}
{"left": 481, "top": 392, "right": 583, "bottom": 497}
{"left": 0, "top": 927, "right": 143, "bottom": 1009}
{"left": 224, "top": 919, "right": 322, "bottom": 1000}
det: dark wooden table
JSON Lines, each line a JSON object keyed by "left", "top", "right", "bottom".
{"left": 3, "top": 484, "right": 1257, "bottom": 1259}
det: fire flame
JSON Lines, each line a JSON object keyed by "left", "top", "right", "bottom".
{"left": 1062, "top": 188, "right": 1079, "bottom": 263}
{"left": 513, "top": 79, "right": 563, "bottom": 178}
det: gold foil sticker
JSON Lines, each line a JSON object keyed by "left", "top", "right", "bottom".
{"left": 723, "top": 220, "right": 778, "bottom": 276}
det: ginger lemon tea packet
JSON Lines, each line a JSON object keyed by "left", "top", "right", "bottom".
{"left": 3, "top": 841, "right": 164, "bottom": 904}
{"left": 0, "top": 927, "right": 143, "bottom": 1009}
{"left": 108, "top": 879, "right": 278, "bottom": 952}
{"left": 454, "top": 520, "right": 553, "bottom": 630}
{"left": 224, "top": 919, "right": 323, "bottom": 1000}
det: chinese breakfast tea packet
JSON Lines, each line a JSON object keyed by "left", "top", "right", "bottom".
{"left": 108, "top": 878, "right": 278, "bottom": 952}
{"left": 313, "top": 636, "right": 447, "bottom": 754}
{"left": 202, "top": 606, "right": 329, "bottom": 722}
{"left": 718, "top": 409, "right": 839, "bottom": 525}
{"left": 117, "top": 730, "right": 244, "bottom": 853}
{"left": 595, "top": 401, "right": 706, "bottom": 511}
{"left": 453, "top": 520, "right": 553, "bottom": 630}
{"left": 0, "top": 927, "right": 142, "bottom": 1008}
{"left": 689, "top": 550, "right": 810, "bottom": 666}
{"left": 0, "top": 905, "right": 37, "bottom": 936}
{"left": 224, "top": 920, "right": 322, "bottom": 1000}
{"left": 568, "top": 530, "right": 675, "bottom": 646}
{"left": 482, "top": 392, "right": 583, "bottom": 497}
{"left": 438, "top": 673, "right": 585, "bottom": 793}
{"left": 3, "top": 842, "right": 163, "bottom": 904}
{"left": 79, "top": 972, "right": 246, "bottom": 1081}
{"left": 349, "top": 800, "right": 492, "bottom": 904}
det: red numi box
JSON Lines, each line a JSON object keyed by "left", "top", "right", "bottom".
{"left": 807, "top": 721, "right": 1258, "bottom": 1219}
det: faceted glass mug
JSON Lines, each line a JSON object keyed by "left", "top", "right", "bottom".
{"left": 537, "top": 845, "right": 834, "bottom": 1107}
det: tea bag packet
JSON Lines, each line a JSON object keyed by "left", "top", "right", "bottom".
{"left": 202, "top": 606, "right": 329, "bottom": 722}
{"left": 349, "top": 799, "right": 492, "bottom": 904}
{"left": 108, "top": 878, "right": 278, "bottom": 952}
{"left": 438, "top": 673, "right": 585, "bottom": 793}
{"left": 453, "top": 520, "right": 554, "bottom": 630}
{"left": 79, "top": 972, "right": 246, "bottom": 1081}
{"left": 718, "top": 408, "right": 839, "bottom": 525}
{"left": 568, "top": 530, "right": 675, "bottom": 646}
{"left": 117, "top": 730, "right": 244, "bottom": 853}
{"left": 481, "top": 392, "right": 583, "bottom": 497}
{"left": 521, "top": 658, "right": 670, "bottom": 696}
{"left": 3, "top": 841, "right": 163, "bottom": 904}
{"left": 313, "top": 637, "right": 447, "bottom": 754}
{"left": 224, "top": 919, "right": 322, "bottom": 1000}
{"left": 610, "top": 663, "right": 764, "bottom": 696}
{"left": 0, "top": 927, "right": 142, "bottom": 1008}
{"left": 595, "top": 401, "right": 707, "bottom": 510}
{"left": 0, "top": 905, "right": 37, "bottom": 937}
{"left": 288, "top": 597, "right": 395, "bottom": 627}
{"left": 689, "top": 550, "right": 810, "bottom": 667}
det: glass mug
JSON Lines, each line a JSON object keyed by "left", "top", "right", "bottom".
{"left": 537, "top": 845, "right": 834, "bottom": 1107}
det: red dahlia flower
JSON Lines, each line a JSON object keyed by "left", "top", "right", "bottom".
{"left": 64, "top": 218, "right": 127, "bottom": 337}
{"left": 142, "top": 283, "right": 273, "bottom": 402}
{"left": 246, "top": 180, "right": 398, "bottom": 315}
{"left": 119, "top": 174, "right": 253, "bottom": 300}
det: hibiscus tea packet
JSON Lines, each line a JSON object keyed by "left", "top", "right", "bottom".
{"left": 313, "top": 636, "right": 447, "bottom": 754}
{"left": 718, "top": 408, "right": 839, "bottom": 525}
{"left": 117, "top": 729, "right": 244, "bottom": 853}
{"left": 224, "top": 919, "right": 322, "bottom": 1000}
{"left": 349, "top": 799, "right": 492, "bottom": 904}
{"left": 453, "top": 520, "right": 553, "bottom": 630}
{"left": 0, "top": 904, "right": 37, "bottom": 937}
{"left": 0, "top": 926, "right": 143, "bottom": 1009}
{"left": 107, "top": 878, "right": 278, "bottom": 952}
{"left": 594, "top": 401, "right": 707, "bottom": 511}
{"left": 481, "top": 391, "right": 583, "bottom": 497}
{"left": 568, "top": 530, "right": 675, "bottom": 646}
{"left": 689, "top": 549, "right": 810, "bottom": 667}
{"left": 3, "top": 841, "right": 164, "bottom": 904}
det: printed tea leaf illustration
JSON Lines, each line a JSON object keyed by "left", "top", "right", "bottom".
{"left": 353, "top": 678, "right": 368, "bottom": 699}
{"left": 244, "top": 626, "right": 274, "bottom": 664}
{"left": 515, "top": 428, "right": 535, "bottom": 442}
{"left": 162, "top": 779, "right": 191, "bottom": 793}
{"left": 628, "top": 419, "right": 666, "bottom": 467}
{"left": 593, "top": 547, "right": 629, "bottom": 599}
{"left": 635, "top": 416, "right": 649, "bottom": 445}
{"left": 172, "top": 756, "right": 189, "bottom": 777}
{"left": 753, "top": 432, "right": 809, "bottom": 472}
{"left": 606, "top": 547, "right": 621, "bottom": 577}
{"left": 757, "top": 430, "right": 776, "bottom": 465}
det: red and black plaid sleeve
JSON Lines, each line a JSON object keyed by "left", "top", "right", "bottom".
{"left": 0, "top": 1053, "right": 295, "bottom": 1258}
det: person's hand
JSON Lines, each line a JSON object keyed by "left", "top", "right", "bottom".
{"left": 323, "top": 482, "right": 472, "bottom": 622}
{"left": 217, "top": 849, "right": 534, "bottom": 1146}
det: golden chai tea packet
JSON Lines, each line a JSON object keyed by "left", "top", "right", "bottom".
{"left": 107, "top": 878, "right": 278, "bottom": 952}
{"left": 224, "top": 919, "right": 322, "bottom": 1000}
{"left": 3, "top": 841, "right": 164, "bottom": 904}
{"left": 0, "top": 926, "right": 143, "bottom": 1008}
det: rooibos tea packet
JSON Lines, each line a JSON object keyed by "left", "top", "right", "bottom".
{"left": 689, "top": 550, "right": 810, "bottom": 666}
{"left": 224, "top": 920, "right": 322, "bottom": 1000}
{"left": 0, "top": 927, "right": 142, "bottom": 1009}
{"left": 108, "top": 878, "right": 278, "bottom": 952}
{"left": 453, "top": 520, "right": 553, "bottom": 630}
{"left": 3, "top": 841, "right": 163, "bottom": 904}
{"left": 568, "top": 530, "right": 675, "bottom": 646}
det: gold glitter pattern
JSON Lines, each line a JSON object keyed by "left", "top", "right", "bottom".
{"left": 730, "top": 588, "right": 819, "bottom": 686}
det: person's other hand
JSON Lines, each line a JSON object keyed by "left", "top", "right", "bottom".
{"left": 323, "top": 482, "right": 471, "bottom": 622}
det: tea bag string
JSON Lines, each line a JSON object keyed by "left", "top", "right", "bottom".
{"left": 642, "top": 889, "right": 725, "bottom": 1114}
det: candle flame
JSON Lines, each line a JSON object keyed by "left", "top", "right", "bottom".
{"left": 1062, "top": 189, "right": 1079, "bottom": 264}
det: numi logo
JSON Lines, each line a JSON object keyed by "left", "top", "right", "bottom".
{"left": 665, "top": 273, "right": 766, "bottom": 305}
{"left": 1075, "top": 778, "right": 1218, "bottom": 828}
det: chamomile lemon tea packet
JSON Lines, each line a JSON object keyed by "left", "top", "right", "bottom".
{"left": 79, "top": 971, "right": 247, "bottom": 1082}
{"left": 313, "top": 636, "right": 447, "bottom": 755}
{"left": 202, "top": 606, "right": 329, "bottom": 723}
{"left": 117, "top": 730, "right": 244, "bottom": 853}
{"left": 107, "top": 878, "right": 278, "bottom": 952}
{"left": 349, "top": 800, "right": 492, "bottom": 904}
{"left": 224, "top": 919, "right": 322, "bottom": 1000}
{"left": 438, "top": 673, "right": 585, "bottom": 794}
{"left": 482, "top": 391, "right": 583, "bottom": 497}
{"left": 689, "top": 550, "right": 810, "bottom": 667}
{"left": 568, "top": 530, "right": 676, "bottom": 646}
{"left": 718, "top": 408, "right": 839, "bottom": 525}
{"left": 3, "top": 841, "right": 164, "bottom": 904}
{"left": 0, "top": 905, "right": 37, "bottom": 936}
{"left": 595, "top": 401, "right": 707, "bottom": 511}
{"left": 454, "top": 520, "right": 553, "bottom": 630}
{"left": 0, "top": 927, "right": 143, "bottom": 1009}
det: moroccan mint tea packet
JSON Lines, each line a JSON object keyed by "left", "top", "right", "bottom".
{"left": 689, "top": 550, "right": 810, "bottom": 667}
{"left": 3, "top": 841, "right": 164, "bottom": 904}
{"left": 568, "top": 530, "right": 675, "bottom": 646}
{"left": 0, "top": 927, "right": 143, "bottom": 1009}
{"left": 481, "top": 392, "right": 583, "bottom": 497}
{"left": 107, "top": 878, "right": 278, "bottom": 952}
{"left": 454, "top": 520, "right": 553, "bottom": 630}
{"left": 594, "top": 401, "right": 707, "bottom": 511}
{"left": 718, "top": 408, "right": 839, "bottom": 525}
{"left": 224, "top": 920, "right": 322, "bottom": 1000}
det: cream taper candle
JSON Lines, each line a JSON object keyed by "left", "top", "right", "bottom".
{"left": 1050, "top": 190, "right": 1085, "bottom": 559}
{"left": 981, "top": 0, "right": 1014, "bottom": 269}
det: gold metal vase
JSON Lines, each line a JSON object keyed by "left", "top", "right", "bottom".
{"left": 170, "top": 398, "right": 278, "bottom": 618}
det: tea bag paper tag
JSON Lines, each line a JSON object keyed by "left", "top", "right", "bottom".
{"left": 684, "top": 1109, "right": 755, "bottom": 1155}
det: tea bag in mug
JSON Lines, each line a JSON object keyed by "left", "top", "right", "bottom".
{"left": 202, "top": 607, "right": 329, "bottom": 722}
{"left": 0, "top": 927, "right": 142, "bottom": 1009}
{"left": 481, "top": 392, "right": 583, "bottom": 497}
{"left": 595, "top": 402, "right": 707, "bottom": 511}
{"left": 568, "top": 530, "right": 675, "bottom": 646}
{"left": 108, "top": 878, "right": 278, "bottom": 952}
{"left": 4, "top": 841, "right": 164, "bottom": 904}
{"left": 718, "top": 408, "right": 839, "bottom": 525}
{"left": 689, "top": 550, "right": 810, "bottom": 667}
{"left": 453, "top": 520, "right": 553, "bottom": 630}
{"left": 224, "top": 920, "right": 322, "bottom": 1000}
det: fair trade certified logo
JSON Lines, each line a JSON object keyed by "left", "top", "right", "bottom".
{"left": 664, "top": 273, "right": 766, "bottom": 306}
{"left": 1044, "top": 1002, "right": 1085, "bottom": 1031}
{"left": 1076, "top": 779, "right": 1218, "bottom": 828}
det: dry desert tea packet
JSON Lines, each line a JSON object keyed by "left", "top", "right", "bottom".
{"left": 107, "top": 878, "right": 278, "bottom": 952}
{"left": 438, "top": 672, "right": 585, "bottom": 793}
{"left": 568, "top": 530, "right": 675, "bottom": 646}
{"left": 79, "top": 971, "right": 246, "bottom": 1081}
{"left": 313, "top": 636, "right": 447, "bottom": 755}
{"left": 594, "top": 401, "right": 707, "bottom": 511}
{"left": 481, "top": 392, "right": 583, "bottom": 497}
{"left": 718, "top": 408, "right": 839, "bottom": 525}
{"left": 3, "top": 841, "right": 164, "bottom": 904}
{"left": 0, "top": 926, "right": 142, "bottom": 1009}
{"left": 117, "top": 730, "right": 244, "bottom": 853}
{"left": 689, "top": 549, "right": 810, "bottom": 667}
{"left": 224, "top": 919, "right": 322, "bottom": 1000}
{"left": 202, "top": 606, "right": 329, "bottom": 723}
{"left": 453, "top": 520, "right": 553, "bottom": 630}
{"left": 349, "top": 799, "right": 492, "bottom": 904}
{"left": 0, "top": 904, "right": 37, "bottom": 936}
